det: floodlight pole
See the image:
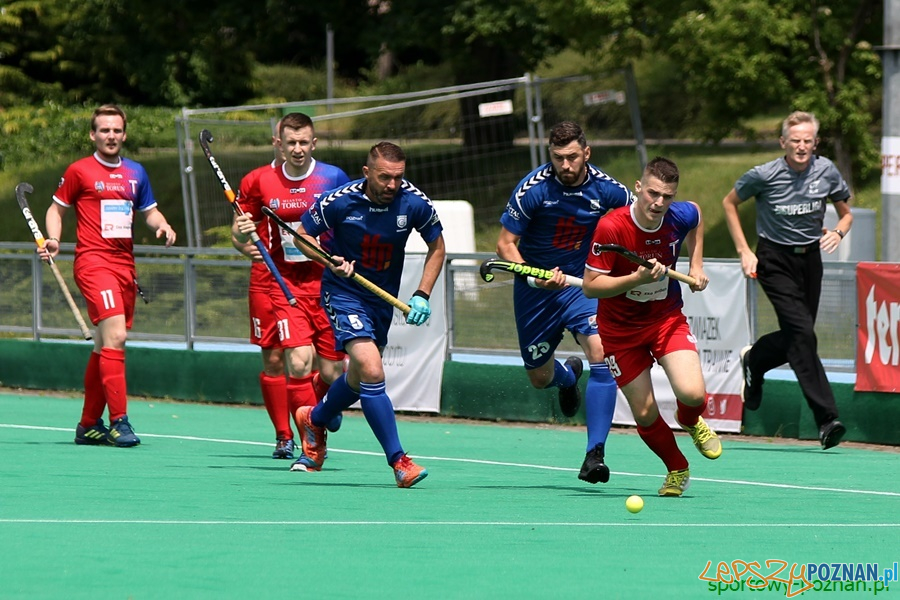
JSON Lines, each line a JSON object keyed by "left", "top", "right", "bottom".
{"left": 623, "top": 64, "right": 647, "bottom": 172}
{"left": 879, "top": 0, "right": 900, "bottom": 261}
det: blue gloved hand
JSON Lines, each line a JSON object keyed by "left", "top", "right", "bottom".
{"left": 406, "top": 294, "right": 431, "bottom": 326}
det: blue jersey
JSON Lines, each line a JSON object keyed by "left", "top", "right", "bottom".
{"left": 500, "top": 163, "right": 634, "bottom": 276}
{"left": 301, "top": 178, "right": 443, "bottom": 301}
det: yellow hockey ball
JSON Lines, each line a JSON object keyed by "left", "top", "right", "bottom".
{"left": 625, "top": 495, "right": 644, "bottom": 514}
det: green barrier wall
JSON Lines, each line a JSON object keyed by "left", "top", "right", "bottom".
{"left": 1, "top": 339, "right": 897, "bottom": 445}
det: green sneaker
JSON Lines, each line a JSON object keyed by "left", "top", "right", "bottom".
{"left": 658, "top": 468, "right": 691, "bottom": 497}
{"left": 676, "top": 413, "right": 722, "bottom": 459}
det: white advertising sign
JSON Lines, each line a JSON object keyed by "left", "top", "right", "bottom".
{"left": 881, "top": 136, "right": 900, "bottom": 194}
{"left": 381, "top": 253, "right": 446, "bottom": 413}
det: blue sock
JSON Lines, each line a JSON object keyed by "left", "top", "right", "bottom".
{"left": 548, "top": 359, "right": 575, "bottom": 389}
{"left": 585, "top": 363, "right": 617, "bottom": 452}
{"left": 359, "top": 381, "right": 404, "bottom": 465}
{"left": 311, "top": 374, "right": 358, "bottom": 427}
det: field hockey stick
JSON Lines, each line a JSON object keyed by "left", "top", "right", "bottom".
{"left": 15, "top": 182, "right": 93, "bottom": 340}
{"left": 479, "top": 257, "right": 583, "bottom": 288}
{"left": 134, "top": 278, "right": 149, "bottom": 304}
{"left": 197, "top": 129, "right": 298, "bottom": 307}
{"left": 593, "top": 243, "right": 697, "bottom": 286}
{"left": 260, "top": 205, "right": 411, "bottom": 315}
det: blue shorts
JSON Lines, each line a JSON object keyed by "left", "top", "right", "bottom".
{"left": 322, "top": 288, "right": 394, "bottom": 351}
{"left": 513, "top": 280, "right": 598, "bottom": 369}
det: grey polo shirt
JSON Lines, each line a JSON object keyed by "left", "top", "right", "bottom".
{"left": 734, "top": 155, "right": 851, "bottom": 246}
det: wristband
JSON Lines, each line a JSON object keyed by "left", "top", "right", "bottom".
{"left": 526, "top": 276, "right": 539, "bottom": 288}
{"left": 46, "top": 237, "right": 60, "bottom": 243}
{"left": 412, "top": 289, "right": 430, "bottom": 301}
{"left": 834, "top": 229, "right": 845, "bottom": 239}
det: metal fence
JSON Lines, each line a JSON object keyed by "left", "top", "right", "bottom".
{"left": 0, "top": 243, "right": 859, "bottom": 371}
{"left": 175, "top": 72, "right": 647, "bottom": 248}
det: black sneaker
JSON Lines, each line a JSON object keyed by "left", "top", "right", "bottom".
{"left": 272, "top": 438, "right": 295, "bottom": 459}
{"left": 106, "top": 416, "right": 140, "bottom": 447}
{"left": 740, "top": 345, "right": 763, "bottom": 410}
{"left": 558, "top": 356, "right": 584, "bottom": 417}
{"left": 578, "top": 444, "right": 610, "bottom": 484}
{"left": 819, "top": 420, "right": 846, "bottom": 450}
{"left": 74, "top": 419, "right": 111, "bottom": 445}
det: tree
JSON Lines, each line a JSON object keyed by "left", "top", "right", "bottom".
{"left": 1, "top": 0, "right": 259, "bottom": 107}
{"left": 375, "top": 0, "right": 566, "bottom": 148}
{"left": 0, "top": 0, "right": 67, "bottom": 105}
{"left": 541, "top": 0, "right": 883, "bottom": 186}
{"left": 52, "top": 0, "right": 258, "bottom": 106}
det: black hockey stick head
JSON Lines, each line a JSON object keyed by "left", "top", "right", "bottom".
{"left": 198, "top": 129, "right": 214, "bottom": 150}
{"left": 16, "top": 182, "right": 46, "bottom": 246}
{"left": 15, "top": 182, "right": 34, "bottom": 207}
{"left": 479, "top": 258, "right": 500, "bottom": 282}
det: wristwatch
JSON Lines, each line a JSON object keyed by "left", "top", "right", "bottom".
{"left": 834, "top": 229, "right": 845, "bottom": 239}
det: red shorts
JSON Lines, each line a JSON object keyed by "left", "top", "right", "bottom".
{"left": 74, "top": 261, "right": 136, "bottom": 328}
{"left": 599, "top": 312, "right": 698, "bottom": 387}
{"left": 248, "top": 288, "right": 280, "bottom": 349}
{"left": 271, "top": 293, "right": 344, "bottom": 362}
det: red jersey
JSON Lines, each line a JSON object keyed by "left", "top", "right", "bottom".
{"left": 237, "top": 163, "right": 279, "bottom": 294}
{"left": 53, "top": 153, "right": 158, "bottom": 267}
{"left": 241, "top": 159, "right": 349, "bottom": 297}
{"left": 586, "top": 202, "right": 699, "bottom": 330}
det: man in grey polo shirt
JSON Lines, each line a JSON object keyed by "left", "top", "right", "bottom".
{"left": 722, "top": 111, "right": 852, "bottom": 450}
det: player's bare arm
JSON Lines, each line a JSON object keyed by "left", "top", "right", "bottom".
{"left": 582, "top": 260, "right": 665, "bottom": 299}
{"left": 415, "top": 234, "right": 446, "bottom": 296}
{"left": 144, "top": 207, "right": 176, "bottom": 247}
{"left": 683, "top": 203, "right": 709, "bottom": 292}
{"left": 40, "top": 201, "right": 68, "bottom": 261}
{"left": 820, "top": 199, "right": 853, "bottom": 254}
{"left": 232, "top": 212, "right": 259, "bottom": 244}
{"left": 230, "top": 214, "right": 262, "bottom": 261}
{"left": 722, "top": 188, "right": 757, "bottom": 279}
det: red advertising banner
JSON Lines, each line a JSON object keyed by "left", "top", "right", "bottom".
{"left": 856, "top": 262, "right": 900, "bottom": 392}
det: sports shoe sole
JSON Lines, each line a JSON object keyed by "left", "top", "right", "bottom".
{"left": 396, "top": 470, "right": 428, "bottom": 488}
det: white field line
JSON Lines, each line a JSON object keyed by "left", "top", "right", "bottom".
{"left": 2, "top": 423, "right": 899, "bottom": 499}
{"left": 0, "top": 519, "right": 898, "bottom": 527}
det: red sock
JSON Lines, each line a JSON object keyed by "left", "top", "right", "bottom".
{"left": 637, "top": 414, "right": 688, "bottom": 472}
{"left": 675, "top": 399, "right": 705, "bottom": 427}
{"left": 99, "top": 348, "right": 127, "bottom": 422}
{"left": 80, "top": 351, "right": 106, "bottom": 428}
{"left": 259, "top": 372, "right": 291, "bottom": 440}
{"left": 311, "top": 371, "right": 330, "bottom": 402}
{"left": 288, "top": 375, "right": 317, "bottom": 420}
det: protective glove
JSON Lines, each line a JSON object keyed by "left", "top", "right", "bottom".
{"left": 406, "top": 293, "right": 431, "bottom": 326}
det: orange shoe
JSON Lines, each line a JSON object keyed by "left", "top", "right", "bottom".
{"left": 295, "top": 406, "right": 327, "bottom": 470}
{"left": 392, "top": 454, "right": 428, "bottom": 488}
